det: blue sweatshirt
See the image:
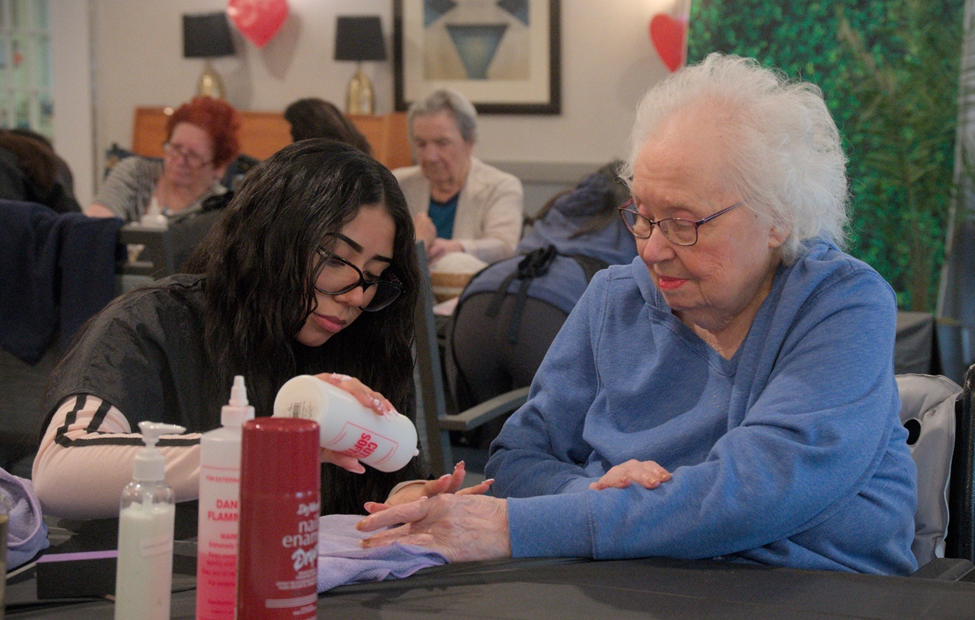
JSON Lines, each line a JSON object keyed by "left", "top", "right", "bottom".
{"left": 485, "top": 240, "right": 918, "bottom": 575}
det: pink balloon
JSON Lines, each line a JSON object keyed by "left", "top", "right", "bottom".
{"left": 227, "top": 0, "right": 289, "bottom": 49}
{"left": 649, "top": 14, "right": 687, "bottom": 73}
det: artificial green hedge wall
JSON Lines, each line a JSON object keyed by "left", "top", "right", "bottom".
{"left": 687, "top": 0, "right": 963, "bottom": 311}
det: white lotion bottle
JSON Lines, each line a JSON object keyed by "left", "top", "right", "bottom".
{"left": 273, "top": 375, "right": 419, "bottom": 472}
{"left": 196, "top": 376, "right": 255, "bottom": 620}
{"left": 114, "top": 421, "right": 185, "bottom": 620}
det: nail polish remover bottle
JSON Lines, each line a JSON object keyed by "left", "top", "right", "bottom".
{"left": 196, "top": 376, "right": 254, "bottom": 620}
{"left": 273, "top": 375, "right": 419, "bottom": 472}
{"left": 114, "top": 421, "right": 185, "bottom": 620}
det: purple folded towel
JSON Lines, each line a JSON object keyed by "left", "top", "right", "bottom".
{"left": 1, "top": 467, "right": 50, "bottom": 570}
{"left": 317, "top": 514, "right": 447, "bottom": 592}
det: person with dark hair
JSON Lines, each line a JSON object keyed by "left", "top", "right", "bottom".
{"left": 33, "top": 140, "right": 484, "bottom": 520}
{"left": 0, "top": 128, "right": 80, "bottom": 213}
{"left": 284, "top": 97, "right": 372, "bottom": 156}
{"left": 86, "top": 96, "right": 241, "bottom": 223}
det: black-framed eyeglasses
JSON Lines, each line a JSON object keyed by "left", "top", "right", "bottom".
{"left": 162, "top": 142, "right": 213, "bottom": 169}
{"left": 314, "top": 251, "right": 403, "bottom": 312}
{"left": 618, "top": 199, "right": 744, "bottom": 246}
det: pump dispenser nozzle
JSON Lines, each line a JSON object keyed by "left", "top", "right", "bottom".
{"left": 133, "top": 421, "right": 186, "bottom": 482}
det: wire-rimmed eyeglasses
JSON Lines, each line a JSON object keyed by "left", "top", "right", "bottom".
{"left": 314, "top": 252, "right": 403, "bottom": 312}
{"left": 618, "top": 199, "right": 744, "bottom": 246}
{"left": 162, "top": 142, "right": 213, "bottom": 169}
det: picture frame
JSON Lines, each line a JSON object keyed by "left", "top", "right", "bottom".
{"left": 393, "top": 0, "right": 561, "bottom": 115}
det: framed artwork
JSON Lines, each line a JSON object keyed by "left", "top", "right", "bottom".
{"left": 393, "top": 0, "right": 561, "bottom": 115}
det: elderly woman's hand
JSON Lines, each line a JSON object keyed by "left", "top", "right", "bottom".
{"left": 312, "top": 372, "right": 397, "bottom": 474}
{"left": 588, "top": 459, "right": 671, "bottom": 491}
{"left": 413, "top": 213, "right": 437, "bottom": 250}
{"left": 427, "top": 238, "right": 465, "bottom": 263}
{"left": 378, "top": 461, "right": 494, "bottom": 507}
{"left": 357, "top": 494, "right": 512, "bottom": 562}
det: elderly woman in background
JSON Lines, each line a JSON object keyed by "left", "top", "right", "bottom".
{"left": 284, "top": 97, "right": 373, "bottom": 156}
{"left": 358, "top": 54, "right": 918, "bottom": 576}
{"left": 86, "top": 96, "right": 240, "bottom": 223}
{"left": 394, "top": 88, "right": 523, "bottom": 264}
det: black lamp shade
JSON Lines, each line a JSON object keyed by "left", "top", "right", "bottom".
{"left": 183, "top": 13, "right": 236, "bottom": 59}
{"left": 334, "top": 16, "right": 387, "bottom": 62}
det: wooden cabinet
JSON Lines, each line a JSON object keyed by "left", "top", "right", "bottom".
{"left": 131, "top": 107, "right": 413, "bottom": 170}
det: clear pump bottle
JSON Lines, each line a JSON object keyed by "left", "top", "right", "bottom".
{"left": 114, "top": 421, "right": 185, "bottom": 620}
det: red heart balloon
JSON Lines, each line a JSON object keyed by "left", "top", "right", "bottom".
{"left": 649, "top": 14, "right": 687, "bottom": 72}
{"left": 227, "top": 0, "right": 289, "bottom": 49}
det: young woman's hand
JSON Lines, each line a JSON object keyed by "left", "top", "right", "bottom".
{"left": 312, "top": 372, "right": 397, "bottom": 474}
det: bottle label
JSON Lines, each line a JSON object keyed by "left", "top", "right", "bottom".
{"left": 237, "top": 495, "right": 319, "bottom": 619}
{"left": 197, "top": 464, "right": 241, "bottom": 620}
{"left": 330, "top": 422, "right": 400, "bottom": 466}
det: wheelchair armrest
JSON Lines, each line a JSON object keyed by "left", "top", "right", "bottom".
{"left": 909, "top": 557, "right": 975, "bottom": 581}
{"left": 440, "top": 387, "right": 530, "bottom": 432}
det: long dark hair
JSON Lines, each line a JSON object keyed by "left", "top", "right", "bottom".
{"left": 187, "top": 140, "right": 424, "bottom": 512}
{"left": 284, "top": 98, "right": 373, "bottom": 156}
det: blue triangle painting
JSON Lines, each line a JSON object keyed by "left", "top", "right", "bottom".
{"left": 425, "top": 0, "right": 458, "bottom": 27}
{"left": 445, "top": 24, "right": 509, "bottom": 79}
{"left": 497, "top": 0, "right": 529, "bottom": 26}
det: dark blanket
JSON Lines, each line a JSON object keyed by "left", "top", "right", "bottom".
{"left": 0, "top": 200, "right": 123, "bottom": 364}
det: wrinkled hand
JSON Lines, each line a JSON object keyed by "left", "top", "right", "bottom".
{"left": 427, "top": 238, "right": 464, "bottom": 263}
{"left": 375, "top": 461, "right": 494, "bottom": 508}
{"left": 312, "top": 372, "right": 397, "bottom": 474}
{"left": 413, "top": 213, "right": 437, "bottom": 250}
{"left": 589, "top": 459, "right": 671, "bottom": 491}
{"left": 357, "top": 494, "right": 511, "bottom": 562}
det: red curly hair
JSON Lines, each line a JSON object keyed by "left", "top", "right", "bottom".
{"left": 166, "top": 97, "right": 241, "bottom": 168}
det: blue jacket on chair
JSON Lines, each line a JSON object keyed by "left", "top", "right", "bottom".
{"left": 0, "top": 200, "right": 123, "bottom": 364}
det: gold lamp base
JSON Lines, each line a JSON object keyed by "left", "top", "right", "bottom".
{"left": 197, "top": 59, "right": 225, "bottom": 99}
{"left": 346, "top": 65, "right": 374, "bottom": 115}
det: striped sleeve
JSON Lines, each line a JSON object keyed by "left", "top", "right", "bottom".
{"left": 32, "top": 395, "right": 203, "bottom": 520}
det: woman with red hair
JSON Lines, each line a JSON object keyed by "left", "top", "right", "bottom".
{"left": 87, "top": 97, "right": 241, "bottom": 223}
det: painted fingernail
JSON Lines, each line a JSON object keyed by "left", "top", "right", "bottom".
{"left": 372, "top": 397, "right": 383, "bottom": 411}
{"left": 454, "top": 460, "right": 465, "bottom": 470}
{"left": 331, "top": 373, "right": 353, "bottom": 381}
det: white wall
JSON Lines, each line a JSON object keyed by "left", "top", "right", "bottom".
{"left": 51, "top": 0, "right": 95, "bottom": 206}
{"left": 67, "top": 0, "right": 679, "bottom": 195}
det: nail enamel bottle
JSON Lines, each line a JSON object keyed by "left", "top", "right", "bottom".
{"left": 236, "top": 417, "right": 320, "bottom": 620}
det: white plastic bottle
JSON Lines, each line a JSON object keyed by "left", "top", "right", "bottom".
{"left": 114, "top": 421, "right": 185, "bottom": 620}
{"left": 273, "top": 375, "right": 419, "bottom": 472}
{"left": 196, "top": 376, "right": 255, "bottom": 620}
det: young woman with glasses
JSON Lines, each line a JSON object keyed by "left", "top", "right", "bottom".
{"left": 34, "top": 140, "right": 485, "bottom": 521}
{"left": 85, "top": 96, "right": 240, "bottom": 223}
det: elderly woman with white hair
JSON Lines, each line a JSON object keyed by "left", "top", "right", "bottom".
{"left": 394, "top": 88, "right": 524, "bottom": 264}
{"left": 358, "top": 54, "right": 917, "bottom": 575}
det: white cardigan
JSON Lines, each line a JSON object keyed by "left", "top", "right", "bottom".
{"left": 393, "top": 157, "right": 524, "bottom": 263}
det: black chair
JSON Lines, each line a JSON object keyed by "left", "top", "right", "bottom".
{"left": 413, "top": 242, "right": 529, "bottom": 477}
{"left": 904, "top": 363, "right": 975, "bottom": 579}
{"left": 947, "top": 363, "right": 975, "bottom": 562}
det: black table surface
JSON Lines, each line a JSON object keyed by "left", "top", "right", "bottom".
{"left": 7, "top": 554, "right": 975, "bottom": 620}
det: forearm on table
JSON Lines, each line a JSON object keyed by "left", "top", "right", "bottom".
{"left": 32, "top": 395, "right": 202, "bottom": 520}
